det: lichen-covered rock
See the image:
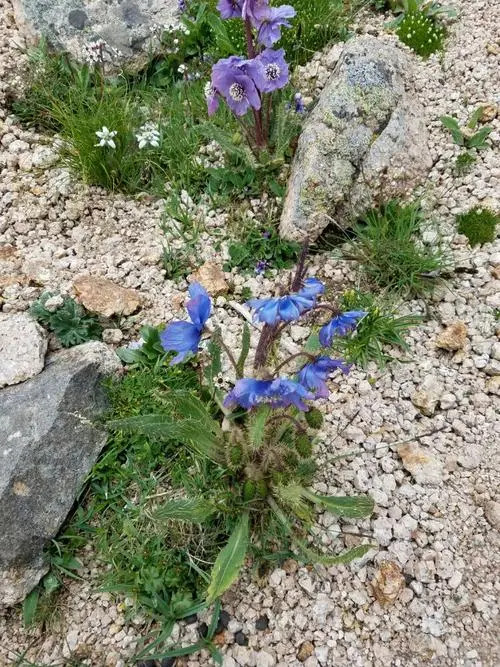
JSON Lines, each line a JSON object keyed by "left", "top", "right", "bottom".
{"left": 0, "top": 342, "right": 121, "bottom": 607}
{"left": 0, "top": 312, "right": 47, "bottom": 388}
{"left": 12, "top": 0, "right": 179, "bottom": 69}
{"left": 280, "top": 36, "right": 432, "bottom": 241}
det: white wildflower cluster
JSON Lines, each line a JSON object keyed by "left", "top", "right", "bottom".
{"left": 194, "top": 141, "right": 225, "bottom": 169}
{"left": 83, "top": 39, "right": 122, "bottom": 65}
{"left": 149, "top": 21, "right": 190, "bottom": 51}
{"left": 94, "top": 126, "right": 117, "bottom": 149}
{"left": 135, "top": 122, "right": 161, "bottom": 149}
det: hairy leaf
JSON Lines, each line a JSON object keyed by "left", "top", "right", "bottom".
{"left": 109, "top": 414, "right": 176, "bottom": 439}
{"left": 303, "top": 490, "right": 374, "bottom": 518}
{"left": 206, "top": 513, "right": 249, "bottom": 603}
{"left": 22, "top": 588, "right": 39, "bottom": 627}
{"left": 440, "top": 115, "right": 463, "bottom": 145}
{"left": 295, "top": 541, "right": 375, "bottom": 565}
{"left": 236, "top": 323, "right": 251, "bottom": 377}
{"left": 247, "top": 405, "right": 271, "bottom": 449}
{"left": 155, "top": 498, "right": 215, "bottom": 523}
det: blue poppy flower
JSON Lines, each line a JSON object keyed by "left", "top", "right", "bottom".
{"left": 319, "top": 310, "right": 367, "bottom": 347}
{"left": 224, "top": 377, "right": 314, "bottom": 411}
{"left": 223, "top": 378, "right": 274, "bottom": 409}
{"left": 297, "top": 356, "right": 351, "bottom": 398}
{"left": 160, "top": 282, "right": 211, "bottom": 364}
{"left": 247, "top": 277, "right": 323, "bottom": 325}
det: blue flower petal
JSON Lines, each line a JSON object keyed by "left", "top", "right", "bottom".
{"left": 186, "top": 282, "right": 211, "bottom": 328}
{"left": 160, "top": 321, "right": 201, "bottom": 365}
{"left": 224, "top": 378, "right": 273, "bottom": 409}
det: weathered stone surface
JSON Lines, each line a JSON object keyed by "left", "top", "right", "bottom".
{"left": 12, "top": 0, "right": 179, "bottom": 68}
{"left": 398, "top": 443, "right": 444, "bottom": 486}
{"left": 411, "top": 375, "right": 444, "bottom": 416}
{"left": 0, "top": 342, "right": 121, "bottom": 607}
{"left": 0, "top": 312, "right": 47, "bottom": 388}
{"left": 191, "top": 262, "right": 228, "bottom": 296}
{"left": 371, "top": 561, "right": 405, "bottom": 606}
{"left": 280, "top": 36, "right": 432, "bottom": 241}
{"left": 73, "top": 276, "right": 142, "bottom": 317}
{"left": 435, "top": 321, "right": 468, "bottom": 351}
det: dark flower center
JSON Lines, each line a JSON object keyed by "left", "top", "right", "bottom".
{"left": 229, "top": 82, "right": 245, "bottom": 101}
{"left": 265, "top": 63, "right": 281, "bottom": 80}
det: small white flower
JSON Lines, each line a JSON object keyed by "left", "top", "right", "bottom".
{"left": 135, "top": 122, "right": 161, "bottom": 149}
{"left": 94, "top": 126, "right": 117, "bottom": 148}
{"left": 178, "top": 63, "right": 187, "bottom": 74}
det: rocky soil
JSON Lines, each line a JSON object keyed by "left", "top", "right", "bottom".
{"left": 1, "top": 0, "right": 499, "bottom": 665}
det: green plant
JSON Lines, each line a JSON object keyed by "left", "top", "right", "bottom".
{"left": 456, "top": 207, "right": 498, "bottom": 246}
{"left": 330, "top": 290, "right": 422, "bottom": 367}
{"left": 441, "top": 108, "right": 493, "bottom": 150}
{"left": 454, "top": 151, "right": 476, "bottom": 176}
{"left": 395, "top": 9, "right": 445, "bottom": 57}
{"left": 30, "top": 292, "right": 102, "bottom": 346}
{"left": 344, "top": 201, "right": 445, "bottom": 298}
{"left": 387, "top": 0, "right": 456, "bottom": 24}
{"left": 223, "top": 223, "right": 300, "bottom": 274}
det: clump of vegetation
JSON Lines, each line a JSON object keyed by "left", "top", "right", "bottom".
{"left": 330, "top": 290, "right": 422, "bottom": 367}
{"left": 453, "top": 151, "right": 476, "bottom": 176}
{"left": 223, "top": 224, "right": 300, "bottom": 274}
{"left": 456, "top": 207, "right": 498, "bottom": 246}
{"left": 395, "top": 9, "right": 446, "bottom": 57}
{"left": 441, "top": 107, "right": 493, "bottom": 150}
{"left": 30, "top": 292, "right": 102, "bottom": 346}
{"left": 344, "top": 201, "right": 445, "bottom": 298}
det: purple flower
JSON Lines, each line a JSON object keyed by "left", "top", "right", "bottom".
{"left": 242, "top": 0, "right": 269, "bottom": 22}
{"left": 254, "top": 5, "right": 296, "bottom": 47}
{"left": 160, "top": 282, "right": 211, "bottom": 364}
{"left": 224, "top": 377, "right": 314, "bottom": 411}
{"left": 319, "top": 310, "right": 367, "bottom": 347}
{"left": 294, "top": 92, "right": 305, "bottom": 113}
{"left": 178, "top": 0, "right": 187, "bottom": 12}
{"left": 298, "top": 356, "right": 351, "bottom": 398}
{"left": 245, "top": 48, "right": 289, "bottom": 93}
{"left": 217, "top": 0, "right": 243, "bottom": 19}
{"left": 205, "top": 81, "right": 219, "bottom": 116}
{"left": 211, "top": 56, "right": 261, "bottom": 116}
{"left": 255, "top": 259, "right": 270, "bottom": 274}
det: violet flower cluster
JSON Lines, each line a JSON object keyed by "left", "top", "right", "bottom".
{"left": 207, "top": 0, "right": 297, "bottom": 147}
{"left": 159, "top": 277, "right": 366, "bottom": 413}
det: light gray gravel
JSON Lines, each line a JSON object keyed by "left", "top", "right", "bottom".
{"left": 0, "top": 0, "right": 499, "bottom": 665}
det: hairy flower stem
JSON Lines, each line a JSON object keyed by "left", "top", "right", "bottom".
{"left": 273, "top": 351, "right": 316, "bottom": 375}
{"left": 267, "top": 413, "right": 307, "bottom": 435}
{"left": 244, "top": 17, "right": 266, "bottom": 148}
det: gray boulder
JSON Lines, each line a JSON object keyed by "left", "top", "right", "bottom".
{"left": 0, "top": 312, "right": 47, "bottom": 389}
{"left": 12, "top": 0, "right": 180, "bottom": 68}
{"left": 0, "top": 341, "right": 121, "bottom": 607}
{"left": 280, "top": 36, "right": 432, "bottom": 241}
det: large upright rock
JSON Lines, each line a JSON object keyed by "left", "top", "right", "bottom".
{"left": 12, "top": 0, "right": 180, "bottom": 68}
{"left": 280, "top": 36, "right": 432, "bottom": 241}
{"left": 0, "top": 342, "right": 121, "bottom": 607}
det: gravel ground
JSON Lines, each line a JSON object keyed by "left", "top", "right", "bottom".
{"left": 1, "top": 0, "right": 499, "bottom": 665}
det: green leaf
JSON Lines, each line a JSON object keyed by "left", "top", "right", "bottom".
{"left": 466, "top": 106, "right": 484, "bottom": 130}
{"left": 42, "top": 572, "right": 61, "bottom": 594}
{"left": 204, "top": 336, "right": 222, "bottom": 386}
{"left": 466, "top": 126, "right": 492, "bottom": 149}
{"left": 236, "top": 323, "right": 251, "bottom": 377}
{"left": 304, "top": 332, "right": 321, "bottom": 352}
{"left": 171, "top": 419, "right": 225, "bottom": 464}
{"left": 206, "top": 513, "right": 249, "bottom": 603}
{"left": 22, "top": 588, "right": 39, "bottom": 627}
{"left": 295, "top": 541, "right": 375, "bottom": 565}
{"left": 154, "top": 498, "right": 215, "bottom": 523}
{"left": 108, "top": 414, "right": 176, "bottom": 439}
{"left": 303, "top": 490, "right": 374, "bottom": 518}
{"left": 440, "top": 116, "right": 464, "bottom": 145}
{"left": 167, "top": 391, "right": 220, "bottom": 433}
{"left": 247, "top": 405, "right": 271, "bottom": 449}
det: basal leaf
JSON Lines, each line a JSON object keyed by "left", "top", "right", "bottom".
{"left": 108, "top": 414, "right": 176, "bottom": 439}
{"left": 206, "top": 512, "right": 249, "bottom": 603}
{"left": 295, "top": 540, "right": 375, "bottom": 565}
{"left": 303, "top": 490, "right": 374, "bottom": 518}
{"left": 154, "top": 498, "right": 215, "bottom": 523}
{"left": 247, "top": 405, "right": 271, "bottom": 449}
{"left": 22, "top": 588, "right": 39, "bottom": 627}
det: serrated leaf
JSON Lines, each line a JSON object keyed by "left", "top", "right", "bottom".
{"left": 303, "top": 490, "right": 374, "bottom": 518}
{"left": 167, "top": 391, "right": 219, "bottom": 433}
{"left": 206, "top": 513, "right": 249, "bottom": 603}
{"left": 204, "top": 335, "right": 222, "bottom": 386}
{"left": 155, "top": 498, "right": 215, "bottom": 523}
{"left": 295, "top": 540, "right": 375, "bottom": 565}
{"left": 172, "top": 419, "right": 225, "bottom": 464}
{"left": 304, "top": 332, "right": 321, "bottom": 352}
{"left": 247, "top": 405, "right": 271, "bottom": 449}
{"left": 236, "top": 323, "right": 251, "bottom": 378}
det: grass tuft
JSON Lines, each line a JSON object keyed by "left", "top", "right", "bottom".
{"left": 344, "top": 201, "right": 446, "bottom": 298}
{"left": 456, "top": 207, "right": 498, "bottom": 246}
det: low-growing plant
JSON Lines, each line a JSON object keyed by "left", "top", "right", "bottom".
{"left": 453, "top": 150, "right": 476, "bottom": 176}
{"left": 456, "top": 207, "right": 498, "bottom": 247}
{"left": 30, "top": 292, "right": 102, "bottom": 347}
{"left": 223, "top": 223, "right": 300, "bottom": 274}
{"left": 441, "top": 107, "right": 493, "bottom": 150}
{"left": 111, "top": 250, "right": 375, "bottom": 627}
{"left": 344, "top": 201, "right": 445, "bottom": 298}
{"left": 387, "top": 0, "right": 456, "bottom": 25}
{"left": 395, "top": 9, "right": 445, "bottom": 57}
